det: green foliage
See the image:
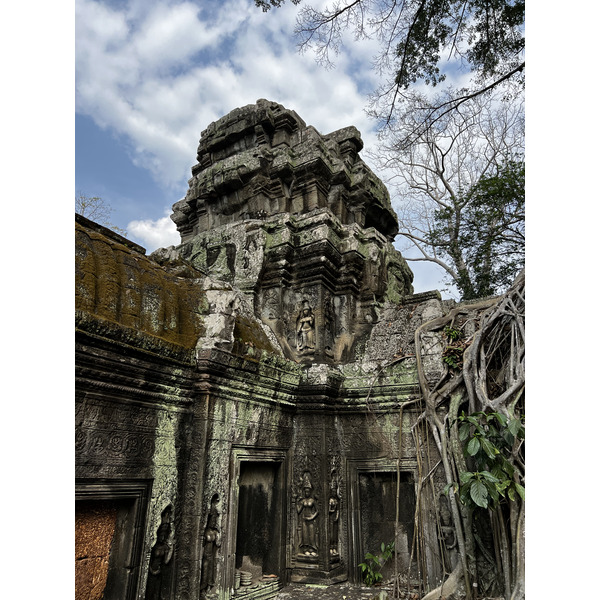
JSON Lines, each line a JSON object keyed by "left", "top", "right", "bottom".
{"left": 257, "top": 1, "right": 524, "bottom": 93}
{"left": 442, "top": 326, "right": 465, "bottom": 370}
{"left": 358, "top": 541, "right": 395, "bottom": 586}
{"left": 443, "top": 326, "right": 462, "bottom": 342}
{"left": 446, "top": 411, "right": 524, "bottom": 510}
{"left": 393, "top": 0, "right": 524, "bottom": 89}
{"left": 429, "top": 160, "right": 525, "bottom": 300}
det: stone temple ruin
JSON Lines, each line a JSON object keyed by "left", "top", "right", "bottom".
{"left": 75, "top": 99, "right": 457, "bottom": 600}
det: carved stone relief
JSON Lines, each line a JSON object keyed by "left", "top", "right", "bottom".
{"left": 261, "top": 287, "right": 281, "bottom": 321}
{"left": 296, "top": 303, "right": 316, "bottom": 354}
{"left": 145, "top": 505, "right": 174, "bottom": 600}
{"left": 328, "top": 469, "right": 340, "bottom": 559}
{"left": 75, "top": 399, "right": 157, "bottom": 470}
{"left": 323, "top": 292, "right": 335, "bottom": 357}
{"left": 438, "top": 493, "right": 458, "bottom": 571}
{"left": 296, "top": 471, "right": 319, "bottom": 560}
{"left": 200, "top": 494, "right": 221, "bottom": 598}
{"left": 206, "top": 244, "right": 236, "bottom": 282}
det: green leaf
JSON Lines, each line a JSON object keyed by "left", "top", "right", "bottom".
{"left": 459, "top": 423, "right": 471, "bottom": 441}
{"left": 442, "top": 482, "right": 452, "bottom": 495}
{"left": 494, "top": 412, "right": 508, "bottom": 427}
{"left": 487, "top": 482, "right": 499, "bottom": 504}
{"left": 498, "top": 457, "right": 515, "bottom": 478}
{"left": 470, "top": 480, "right": 489, "bottom": 508}
{"left": 479, "top": 470, "right": 500, "bottom": 483}
{"left": 496, "top": 480, "right": 511, "bottom": 493}
{"left": 459, "top": 487, "right": 470, "bottom": 505}
{"left": 508, "top": 418, "right": 521, "bottom": 437}
{"left": 502, "top": 429, "right": 515, "bottom": 445}
{"left": 491, "top": 465, "right": 505, "bottom": 480}
{"left": 467, "top": 437, "right": 481, "bottom": 456}
{"left": 515, "top": 482, "right": 525, "bottom": 500}
{"left": 459, "top": 471, "right": 474, "bottom": 484}
{"left": 480, "top": 438, "right": 498, "bottom": 460}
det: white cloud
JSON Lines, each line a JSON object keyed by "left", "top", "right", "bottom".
{"left": 75, "top": 0, "right": 386, "bottom": 190}
{"left": 127, "top": 210, "right": 180, "bottom": 252}
{"left": 131, "top": 3, "right": 219, "bottom": 69}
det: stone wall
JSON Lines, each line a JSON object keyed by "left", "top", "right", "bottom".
{"left": 75, "top": 101, "right": 456, "bottom": 600}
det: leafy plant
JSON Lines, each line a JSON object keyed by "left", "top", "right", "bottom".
{"left": 429, "top": 160, "right": 525, "bottom": 300}
{"left": 358, "top": 542, "right": 395, "bottom": 586}
{"left": 443, "top": 325, "right": 461, "bottom": 342}
{"left": 442, "top": 326, "right": 466, "bottom": 370}
{"left": 445, "top": 411, "right": 525, "bottom": 509}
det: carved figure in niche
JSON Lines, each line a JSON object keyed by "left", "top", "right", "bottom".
{"left": 242, "top": 234, "right": 259, "bottom": 270}
{"left": 296, "top": 304, "right": 315, "bottom": 352}
{"left": 145, "top": 505, "right": 174, "bottom": 600}
{"left": 328, "top": 470, "right": 340, "bottom": 557}
{"left": 297, "top": 472, "right": 318, "bottom": 557}
{"left": 364, "top": 244, "right": 385, "bottom": 295}
{"left": 438, "top": 494, "right": 458, "bottom": 570}
{"left": 323, "top": 293, "right": 335, "bottom": 356}
{"left": 200, "top": 494, "right": 221, "bottom": 597}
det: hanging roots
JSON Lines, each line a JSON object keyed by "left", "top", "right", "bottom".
{"left": 414, "top": 270, "right": 525, "bottom": 600}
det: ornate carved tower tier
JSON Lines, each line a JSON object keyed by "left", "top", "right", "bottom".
{"left": 168, "top": 99, "right": 414, "bottom": 364}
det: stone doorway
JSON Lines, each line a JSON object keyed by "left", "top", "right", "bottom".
{"left": 347, "top": 461, "right": 418, "bottom": 584}
{"left": 75, "top": 480, "right": 151, "bottom": 600}
{"left": 229, "top": 450, "right": 288, "bottom": 598}
{"left": 358, "top": 471, "right": 417, "bottom": 581}
{"left": 76, "top": 500, "right": 119, "bottom": 600}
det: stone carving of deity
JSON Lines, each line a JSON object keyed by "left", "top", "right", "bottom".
{"left": 200, "top": 494, "right": 221, "bottom": 597}
{"left": 438, "top": 494, "right": 458, "bottom": 570}
{"left": 328, "top": 494, "right": 340, "bottom": 556}
{"left": 297, "top": 472, "right": 318, "bottom": 557}
{"left": 145, "top": 505, "right": 174, "bottom": 600}
{"left": 296, "top": 305, "right": 315, "bottom": 352}
{"left": 328, "top": 470, "right": 340, "bottom": 557}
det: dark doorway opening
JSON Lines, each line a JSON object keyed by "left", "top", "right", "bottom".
{"left": 358, "top": 471, "right": 416, "bottom": 580}
{"left": 235, "top": 461, "right": 282, "bottom": 585}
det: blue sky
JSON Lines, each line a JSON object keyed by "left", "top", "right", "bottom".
{"left": 74, "top": 0, "right": 474, "bottom": 294}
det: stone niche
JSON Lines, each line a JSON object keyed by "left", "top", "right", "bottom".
{"left": 76, "top": 100, "right": 453, "bottom": 600}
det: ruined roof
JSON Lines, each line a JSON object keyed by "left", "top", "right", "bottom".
{"left": 171, "top": 99, "right": 399, "bottom": 243}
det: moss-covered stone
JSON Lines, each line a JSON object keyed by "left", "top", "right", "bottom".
{"left": 76, "top": 219, "right": 207, "bottom": 351}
